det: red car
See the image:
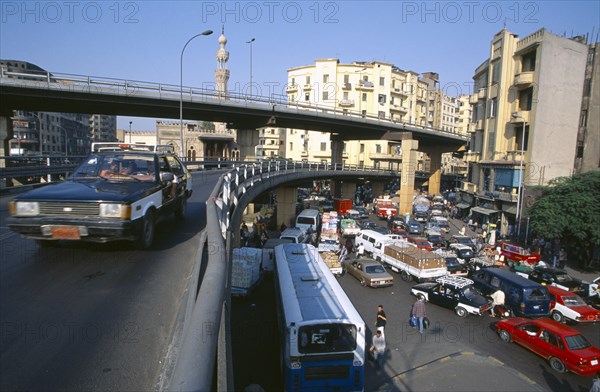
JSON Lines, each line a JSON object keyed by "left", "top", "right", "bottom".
{"left": 408, "top": 237, "right": 433, "bottom": 252}
{"left": 547, "top": 286, "right": 600, "bottom": 324}
{"left": 499, "top": 242, "right": 541, "bottom": 267}
{"left": 496, "top": 317, "right": 600, "bottom": 375}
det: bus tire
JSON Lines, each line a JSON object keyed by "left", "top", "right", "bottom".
{"left": 401, "top": 271, "right": 411, "bottom": 282}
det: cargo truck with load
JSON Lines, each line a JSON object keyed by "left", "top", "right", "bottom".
{"left": 380, "top": 244, "right": 447, "bottom": 282}
{"left": 333, "top": 198, "right": 353, "bottom": 217}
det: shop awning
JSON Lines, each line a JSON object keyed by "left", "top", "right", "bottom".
{"left": 456, "top": 202, "right": 470, "bottom": 209}
{"left": 471, "top": 206, "right": 499, "bottom": 215}
{"left": 502, "top": 205, "right": 518, "bottom": 215}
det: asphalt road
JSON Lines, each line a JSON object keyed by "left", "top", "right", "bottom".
{"left": 231, "top": 213, "right": 600, "bottom": 392}
{"left": 0, "top": 171, "right": 222, "bottom": 391}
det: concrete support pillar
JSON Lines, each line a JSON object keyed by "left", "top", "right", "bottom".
{"left": 371, "top": 182, "right": 384, "bottom": 199}
{"left": 340, "top": 182, "right": 355, "bottom": 200}
{"left": 236, "top": 129, "right": 261, "bottom": 161}
{"left": 330, "top": 138, "right": 345, "bottom": 198}
{"left": 399, "top": 135, "right": 418, "bottom": 215}
{"left": 0, "top": 115, "right": 13, "bottom": 189}
{"left": 422, "top": 146, "right": 444, "bottom": 196}
{"left": 276, "top": 186, "right": 297, "bottom": 228}
{"left": 331, "top": 138, "right": 344, "bottom": 166}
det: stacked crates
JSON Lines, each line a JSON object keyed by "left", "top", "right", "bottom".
{"left": 231, "top": 247, "right": 263, "bottom": 291}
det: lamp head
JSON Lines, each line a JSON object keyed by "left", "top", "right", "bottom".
{"left": 202, "top": 30, "right": 213, "bottom": 36}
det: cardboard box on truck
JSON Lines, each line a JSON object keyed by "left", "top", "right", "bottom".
{"left": 384, "top": 244, "right": 445, "bottom": 270}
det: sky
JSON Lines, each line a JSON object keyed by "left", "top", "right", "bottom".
{"left": 1, "top": 0, "right": 598, "bottom": 131}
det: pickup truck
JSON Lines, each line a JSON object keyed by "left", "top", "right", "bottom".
{"left": 340, "top": 218, "right": 360, "bottom": 237}
{"left": 380, "top": 243, "right": 447, "bottom": 282}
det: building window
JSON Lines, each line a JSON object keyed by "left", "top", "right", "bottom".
{"left": 583, "top": 79, "right": 592, "bottom": 97}
{"left": 323, "top": 74, "right": 329, "bottom": 83}
{"left": 305, "top": 93, "right": 310, "bottom": 101}
{"left": 580, "top": 110, "right": 588, "bottom": 128}
{"left": 320, "top": 142, "right": 326, "bottom": 151}
{"left": 360, "top": 143, "right": 365, "bottom": 153}
{"left": 491, "top": 60, "right": 500, "bottom": 84}
{"left": 378, "top": 111, "right": 385, "bottom": 119}
{"left": 378, "top": 94, "right": 386, "bottom": 104}
{"left": 516, "top": 125, "right": 530, "bottom": 151}
{"left": 289, "top": 142, "right": 293, "bottom": 150}
{"left": 375, "top": 144, "right": 381, "bottom": 153}
{"left": 322, "top": 91, "right": 329, "bottom": 100}
{"left": 362, "top": 93, "right": 367, "bottom": 102}
{"left": 343, "top": 92, "right": 349, "bottom": 100}
{"left": 488, "top": 98, "right": 497, "bottom": 118}
{"left": 344, "top": 74, "right": 349, "bottom": 83}
{"left": 306, "top": 75, "right": 311, "bottom": 84}
{"left": 291, "top": 77, "right": 295, "bottom": 85}
{"left": 518, "top": 88, "right": 533, "bottom": 111}
{"left": 522, "top": 50, "right": 536, "bottom": 72}
{"left": 379, "top": 77, "right": 385, "bottom": 86}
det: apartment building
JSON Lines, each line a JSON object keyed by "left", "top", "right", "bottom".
{"left": 278, "top": 59, "right": 458, "bottom": 169}
{"left": 460, "top": 28, "right": 593, "bottom": 235}
{"left": 1, "top": 60, "right": 116, "bottom": 156}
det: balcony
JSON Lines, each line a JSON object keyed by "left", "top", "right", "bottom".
{"left": 390, "top": 103, "right": 408, "bottom": 113}
{"left": 510, "top": 111, "right": 530, "bottom": 124}
{"left": 504, "top": 150, "right": 525, "bottom": 162}
{"left": 342, "top": 82, "right": 352, "bottom": 90}
{"left": 477, "top": 88, "right": 487, "bottom": 100}
{"left": 469, "top": 94, "right": 478, "bottom": 104}
{"left": 463, "top": 151, "right": 480, "bottom": 163}
{"left": 303, "top": 84, "right": 312, "bottom": 90}
{"left": 488, "top": 84, "right": 499, "bottom": 98}
{"left": 286, "top": 84, "right": 298, "bottom": 93}
{"left": 356, "top": 81, "right": 374, "bottom": 91}
{"left": 338, "top": 99, "right": 355, "bottom": 107}
{"left": 460, "top": 181, "right": 478, "bottom": 193}
{"left": 514, "top": 71, "right": 534, "bottom": 88}
{"left": 391, "top": 88, "right": 409, "bottom": 97}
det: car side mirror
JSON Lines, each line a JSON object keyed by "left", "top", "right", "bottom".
{"left": 160, "top": 172, "right": 174, "bottom": 183}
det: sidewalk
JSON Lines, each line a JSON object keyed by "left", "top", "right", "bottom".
{"left": 375, "top": 351, "right": 545, "bottom": 392}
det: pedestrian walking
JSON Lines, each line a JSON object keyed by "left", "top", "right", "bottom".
{"left": 412, "top": 296, "right": 427, "bottom": 334}
{"left": 591, "top": 372, "right": 600, "bottom": 392}
{"left": 375, "top": 305, "right": 387, "bottom": 339}
{"left": 558, "top": 248, "right": 568, "bottom": 269}
{"left": 459, "top": 225, "right": 466, "bottom": 236}
{"left": 369, "top": 329, "right": 386, "bottom": 370}
{"left": 357, "top": 243, "right": 365, "bottom": 258}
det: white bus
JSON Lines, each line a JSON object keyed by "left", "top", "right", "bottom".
{"left": 274, "top": 243, "right": 365, "bottom": 391}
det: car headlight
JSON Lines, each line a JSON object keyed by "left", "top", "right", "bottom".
{"left": 99, "top": 203, "right": 130, "bottom": 218}
{"left": 11, "top": 201, "right": 40, "bottom": 216}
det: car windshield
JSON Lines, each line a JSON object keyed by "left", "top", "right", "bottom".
{"left": 366, "top": 265, "right": 386, "bottom": 274}
{"left": 457, "top": 237, "right": 471, "bottom": 244}
{"left": 73, "top": 154, "right": 156, "bottom": 182}
{"left": 564, "top": 334, "right": 592, "bottom": 350}
{"left": 562, "top": 295, "right": 587, "bottom": 307}
{"left": 446, "top": 258, "right": 460, "bottom": 267}
{"left": 462, "top": 286, "right": 482, "bottom": 300}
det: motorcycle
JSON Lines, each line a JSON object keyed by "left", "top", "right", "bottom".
{"left": 489, "top": 303, "right": 511, "bottom": 318}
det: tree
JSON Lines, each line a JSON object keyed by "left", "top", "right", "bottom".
{"left": 528, "top": 170, "right": 600, "bottom": 267}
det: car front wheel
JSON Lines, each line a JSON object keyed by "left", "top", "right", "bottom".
{"left": 360, "top": 278, "right": 367, "bottom": 287}
{"left": 455, "top": 307, "right": 468, "bottom": 318}
{"left": 549, "top": 357, "right": 566, "bottom": 373}
{"left": 136, "top": 210, "right": 156, "bottom": 250}
{"left": 551, "top": 311, "right": 564, "bottom": 323}
{"left": 498, "top": 329, "right": 511, "bottom": 343}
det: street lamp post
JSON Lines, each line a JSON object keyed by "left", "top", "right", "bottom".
{"left": 512, "top": 113, "right": 526, "bottom": 242}
{"left": 128, "top": 121, "right": 132, "bottom": 143}
{"left": 180, "top": 30, "right": 213, "bottom": 157}
{"left": 56, "top": 124, "right": 68, "bottom": 156}
{"left": 246, "top": 38, "right": 255, "bottom": 97}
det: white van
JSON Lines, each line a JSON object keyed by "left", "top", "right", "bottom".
{"left": 280, "top": 227, "right": 307, "bottom": 244}
{"left": 355, "top": 230, "right": 408, "bottom": 257}
{"left": 295, "top": 209, "right": 321, "bottom": 234}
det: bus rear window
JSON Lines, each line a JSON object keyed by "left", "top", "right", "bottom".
{"left": 298, "top": 324, "right": 357, "bottom": 354}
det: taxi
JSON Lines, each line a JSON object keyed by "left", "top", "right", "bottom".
{"left": 7, "top": 143, "right": 192, "bottom": 249}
